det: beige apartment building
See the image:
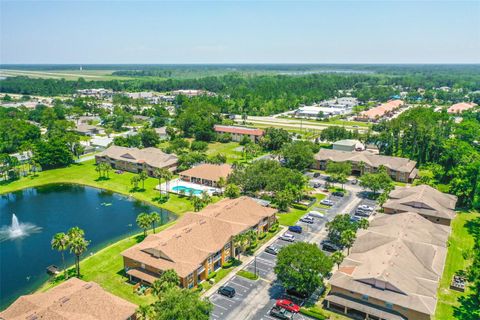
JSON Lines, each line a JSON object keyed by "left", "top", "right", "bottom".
{"left": 122, "top": 197, "right": 277, "bottom": 288}
{"left": 178, "top": 163, "right": 233, "bottom": 187}
{"left": 95, "top": 145, "right": 178, "bottom": 176}
{"left": 214, "top": 125, "right": 265, "bottom": 143}
{"left": 313, "top": 149, "right": 418, "bottom": 183}
{"left": 326, "top": 212, "right": 451, "bottom": 320}
{"left": 0, "top": 278, "right": 137, "bottom": 320}
{"left": 383, "top": 184, "right": 457, "bottom": 226}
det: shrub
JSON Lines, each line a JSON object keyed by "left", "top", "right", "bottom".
{"left": 207, "top": 271, "right": 217, "bottom": 280}
{"left": 299, "top": 306, "right": 328, "bottom": 319}
{"left": 191, "top": 140, "right": 209, "bottom": 152}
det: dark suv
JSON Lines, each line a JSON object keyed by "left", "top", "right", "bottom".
{"left": 218, "top": 285, "right": 236, "bottom": 298}
{"left": 321, "top": 240, "right": 343, "bottom": 252}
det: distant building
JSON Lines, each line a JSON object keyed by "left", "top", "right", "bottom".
{"left": 332, "top": 139, "right": 364, "bottom": 152}
{"left": 74, "top": 123, "right": 103, "bottom": 136}
{"left": 447, "top": 102, "right": 477, "bottom": 114}
{"left": 314, "top": 149, "right": 417, "bottom": 183}
{"left": 76, "top": 88, "right": 113, "bottom": 99}
{"left": 171, "top": 89, "right": 214, "bottom": 97}
{"left": 356, "top": 100, "right": 404, "bottom": 122}
{"left": 214, "top": 125, "right": 264, "bottom": 143}
{"left": 326, "top": 212, "right": 451, "bottom": 320}
{"left": 0, "top": 277, "right": 137, "bottom": 320}
{"left": 295, "top": 97, "right": 358, "bottom": 118}
{"left": 95, "top": 146, "right": 178, "bottom": 176}
{"left": 9, "top": 151, "right": 33, "bottom": 163}
{"left": 154, "top": 126, "right": 168, "bottom": 140}
{"left": 319, "top": 97, "right": 359, "bottom": 109}
{"left": 383, "top": 184, "right": 457, "bottom": 226}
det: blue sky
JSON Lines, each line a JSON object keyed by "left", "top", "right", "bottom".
{"left": 1, "top": 1, "right": 479, "bottom": 64}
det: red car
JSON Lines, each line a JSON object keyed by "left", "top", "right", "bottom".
{"left": 276, "top": 299, "right": 300, "bottom": 313}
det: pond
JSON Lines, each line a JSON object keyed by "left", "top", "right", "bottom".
{"left": 0, "top": 184, "right": 175, "bottom": 308}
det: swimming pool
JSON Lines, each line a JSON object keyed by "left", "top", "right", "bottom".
{"left": 172, "top": 186, "right": 203, "bottom": 195}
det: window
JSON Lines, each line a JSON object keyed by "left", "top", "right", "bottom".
{"left": 385, "top": 302, "right": 393, "bottom": 309}
{"left": 362, "top": 294, "right": 369, "bottom": 301}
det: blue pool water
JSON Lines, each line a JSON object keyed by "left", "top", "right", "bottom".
{"left": 172, "top": 186, "right": 203, "bottom": 195}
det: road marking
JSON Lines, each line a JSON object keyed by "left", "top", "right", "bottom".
{"left": 215, "top": 295, "right": 236, "bottom": 303}
{"left": 229, "top": 280, "right": 252, "bottom": 290}
{"left": 256, "top": 257, "right": 276, "bottom": 266}
{"left": 246, "top": 265, "right": 269, "bottom": 273}
{"left": 210, "top": 302, "right": 228, "bottom": 310}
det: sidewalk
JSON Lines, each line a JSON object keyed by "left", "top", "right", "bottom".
{"left": 203, "top": 226, "right": 286, "bottom": 298}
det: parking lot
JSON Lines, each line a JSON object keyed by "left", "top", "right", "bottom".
{"left": 208, "top": 192, "right": 352, "bottom": 320}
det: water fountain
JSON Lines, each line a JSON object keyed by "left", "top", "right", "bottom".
{"left": 0, "top": 214, "right": 42, "bottom": 242}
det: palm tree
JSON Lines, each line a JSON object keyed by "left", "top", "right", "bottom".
{"left": 155, "top": 168, "right": 172, "bottom": 198}
{"left": 131, "top": 175, "right": 140, "bottom": 189}
{"left": 191, "top": 196, "right": 203, "bottom": 212}
{"left": 233, "top": 233, "right": 248, "bottom": 260}
{"left": 152, "top": 269, "right": 180, "bottom": 296}
{"left": 67, "top": 229, "right": 90, "bottom": 277}
{"left": 331, "top": 251, "right": 345, "bottom": 270}
{"left": 201, "top": 190, "right": 212, "bottom": 206}
{"left": 150, "top": 212, "right": 161, "bottom": 233}
{"left": 217, "top": 177, "right": 226, "bottom": 195}
{"left": 102, "top": 163, "right": 112, "bottom": 178}
{"left": 138, "top": 170, "right": 148, "bottom": 190}
{"left": 340, "top": 229, "right": 356, "bottom": 255}
{"left": 245, "top": 229, "right": 258, "bottom": 250}
{"left": 136, "top": 212, "right": 151, "bottom": 237}
{"left": 51, "top": 232, "right": 70, "bottom": 280}
{"left": 163, "top": 170, "right": 173, "bottom": 198}
{"left": 95, "top": 165, "right": 103, "bottom": 178}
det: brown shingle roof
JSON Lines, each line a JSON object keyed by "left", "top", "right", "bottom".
{"left": 383, "top": 184, "right": 457, "bottom": 220}
{"left": 96, "top": 146, "right": 178, "bottom": 170}
{"left": 122, "top": 197, "right": 276, "bottom": 278}
{"left": 178, "top": 163, "right": 232, "bottom": 182}
{"left": 447, "top": 102, "right": 477, "bottom": 114}
{"left": 0, "top": 278, "right": 136, "bottom": 320}
{"left": 329, "top": 212, "right": 450, "bottom": 316}
{"left": 314, "top": 149, "right": 417, "bottom": 173}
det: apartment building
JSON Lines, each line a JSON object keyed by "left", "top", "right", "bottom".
{"left": 0, "top": 278, "right": 136, "bottom": 320}
{"left": 383, "top": 184, "right": 457, "bottom": 226}
{"left": 356, "top": 100, "right": 404, "bottom": 122}
{"left": 121, "top": 197, "right": 277, "bottom": 288}
{"left": 178, "top": 163, "right": 233, "bottom": 187}
{"left": 327, "top": 212, "right": 450, "bottom": 320}
{"left": 95, "top": 145, "right": 178, "bottom": 176}
{"left": 214, "top": 125, "right": 265, "bottom": 143}
{"left": 313, "top": 149, "right": 418, "bottom": 183}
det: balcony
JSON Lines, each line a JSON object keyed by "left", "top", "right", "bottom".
{"left": 213, "top": 253, "right": 222, "bottom": 262}
{"left": 197, "top": 265, "right": 205, "bottom": 274}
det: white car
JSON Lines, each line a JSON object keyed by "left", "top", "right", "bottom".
{"left": 358, "top": 204, "right": 374, "bottom": 211}
{"left": 308, "top": 211, "right": 325, "bottom": 218}
{"left": 320, "top": 199, "right": 334, "bottom": 206}
{"left": 300, "top": 216, "right": 315, "bottom": 224}
{"left": 280, "top": 233, "right": 295, "bottom": 242}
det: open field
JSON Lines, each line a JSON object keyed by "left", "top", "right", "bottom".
{"left": 435, "top": 210, "right": 480, "bottom": 320}
{"left": 0, "top": 69, "right": 130, "bottom": 81}
{"left": 205, "top": 141, "right": 245, "bottom": 163}
{"left": 0, "top": 159, "right": 194, "bottom": 215}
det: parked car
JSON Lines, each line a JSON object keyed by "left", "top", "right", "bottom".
{"left": 265, "top": 245, "right": 280, "bottom": 255}
{"left": 321, "top": 240, "right": 342, "bottom": 252}
{"left": 313, "top": 182, "right": 322, "bottom": 188}
{"left": 280, "top": 233, "right": 295, "bottom": 242}
{"left": 332, "top": 191, "right": 344, "bottom": 197}
{"left": 218, "top": 286, "right": 236, "bottom": 298}
{"left": 350, "top": 215, "right": 362, "bottom": 223}
{"left": 276, "top": 299, "right": 300, "bottom": 313}
{"left": 358, "top": 204, "right": 374, "bottom": 211}
{"left": 320, "top": 199, "right": 334, "bottom": 206}
{"left": 355, "top": 210, "right": 371, "bottom": 217}
{"left": 313, "top": 172, "right": 321, "bottom": 178}
{"left": 300, "top": 216, "right": 314, "bottom": 224}
{"left": 270, "top": 306, "right": 294, "bottom": 320}
{"left": 351, "top": 179, "right": 358, "bottom": 185}
{"left": 288, "top": 225, "right": 303, "bottom": 234}
{"left": 308, "top": 211, "right": 325, "bottom": 218}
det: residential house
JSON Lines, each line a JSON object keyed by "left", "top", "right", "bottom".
{"left": 214, "top": 125, "right": 264, "bottom": 143}
{"left": 326, "top": 212, "right": 450, "bottom": 320}
{"left": 313, "top": 149, "right": 418, "bottom": 183}
{"left": 74, "top": 123, "right": 103, "bottom": 136}
{"left": 178, "top": 163, "right": 233, "bottom": 187}
{"left": 154, "top": 127, "right": 168, "bottom": 140}
{"left": 0, "top": 277, "right": 137, "bottom": 320}
{"left": 383, "top": 184, "right": 457, "bottom": 226}
{"left": 447, "top": 102, "right": 477, "bottom": 114}
{"left": 356, "top": 100, "right": 404, "bottom": 122}
{"left": 95, "top": 146, "right": 178, "bottom": 176}
{"left": 121, "top": 197, "right": 277, "bottom": 288}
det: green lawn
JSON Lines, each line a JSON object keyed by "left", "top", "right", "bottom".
{"left": 205, "top": 141, "right": 244, "bottom": 163}
{"left": 435, "top": 211, "right": 480, "bottom": 320}
{"left": 39, "top": 223, "right": 175, "bottom": 305}
{"left": 0, "top": 160, "right": 193, "bottom": 215}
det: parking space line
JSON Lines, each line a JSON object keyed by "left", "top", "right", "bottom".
{"left": 210, "top": 302, "right": 228, "bottom": 311}
{"left": 256, "top": 257, "right": 276, "bottom": 266}
{"left": 230, "top": 279, "right": 253, "bottom": 290}
{"left": 215, "top": 295, "right": 236, "bottom": 303}
{"left": 246, "top": 265, "right": 269, "bottom": 273}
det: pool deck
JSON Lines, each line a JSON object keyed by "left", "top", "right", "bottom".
{"left": 156, "top": 178, "right": 220, "bottom": 196}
